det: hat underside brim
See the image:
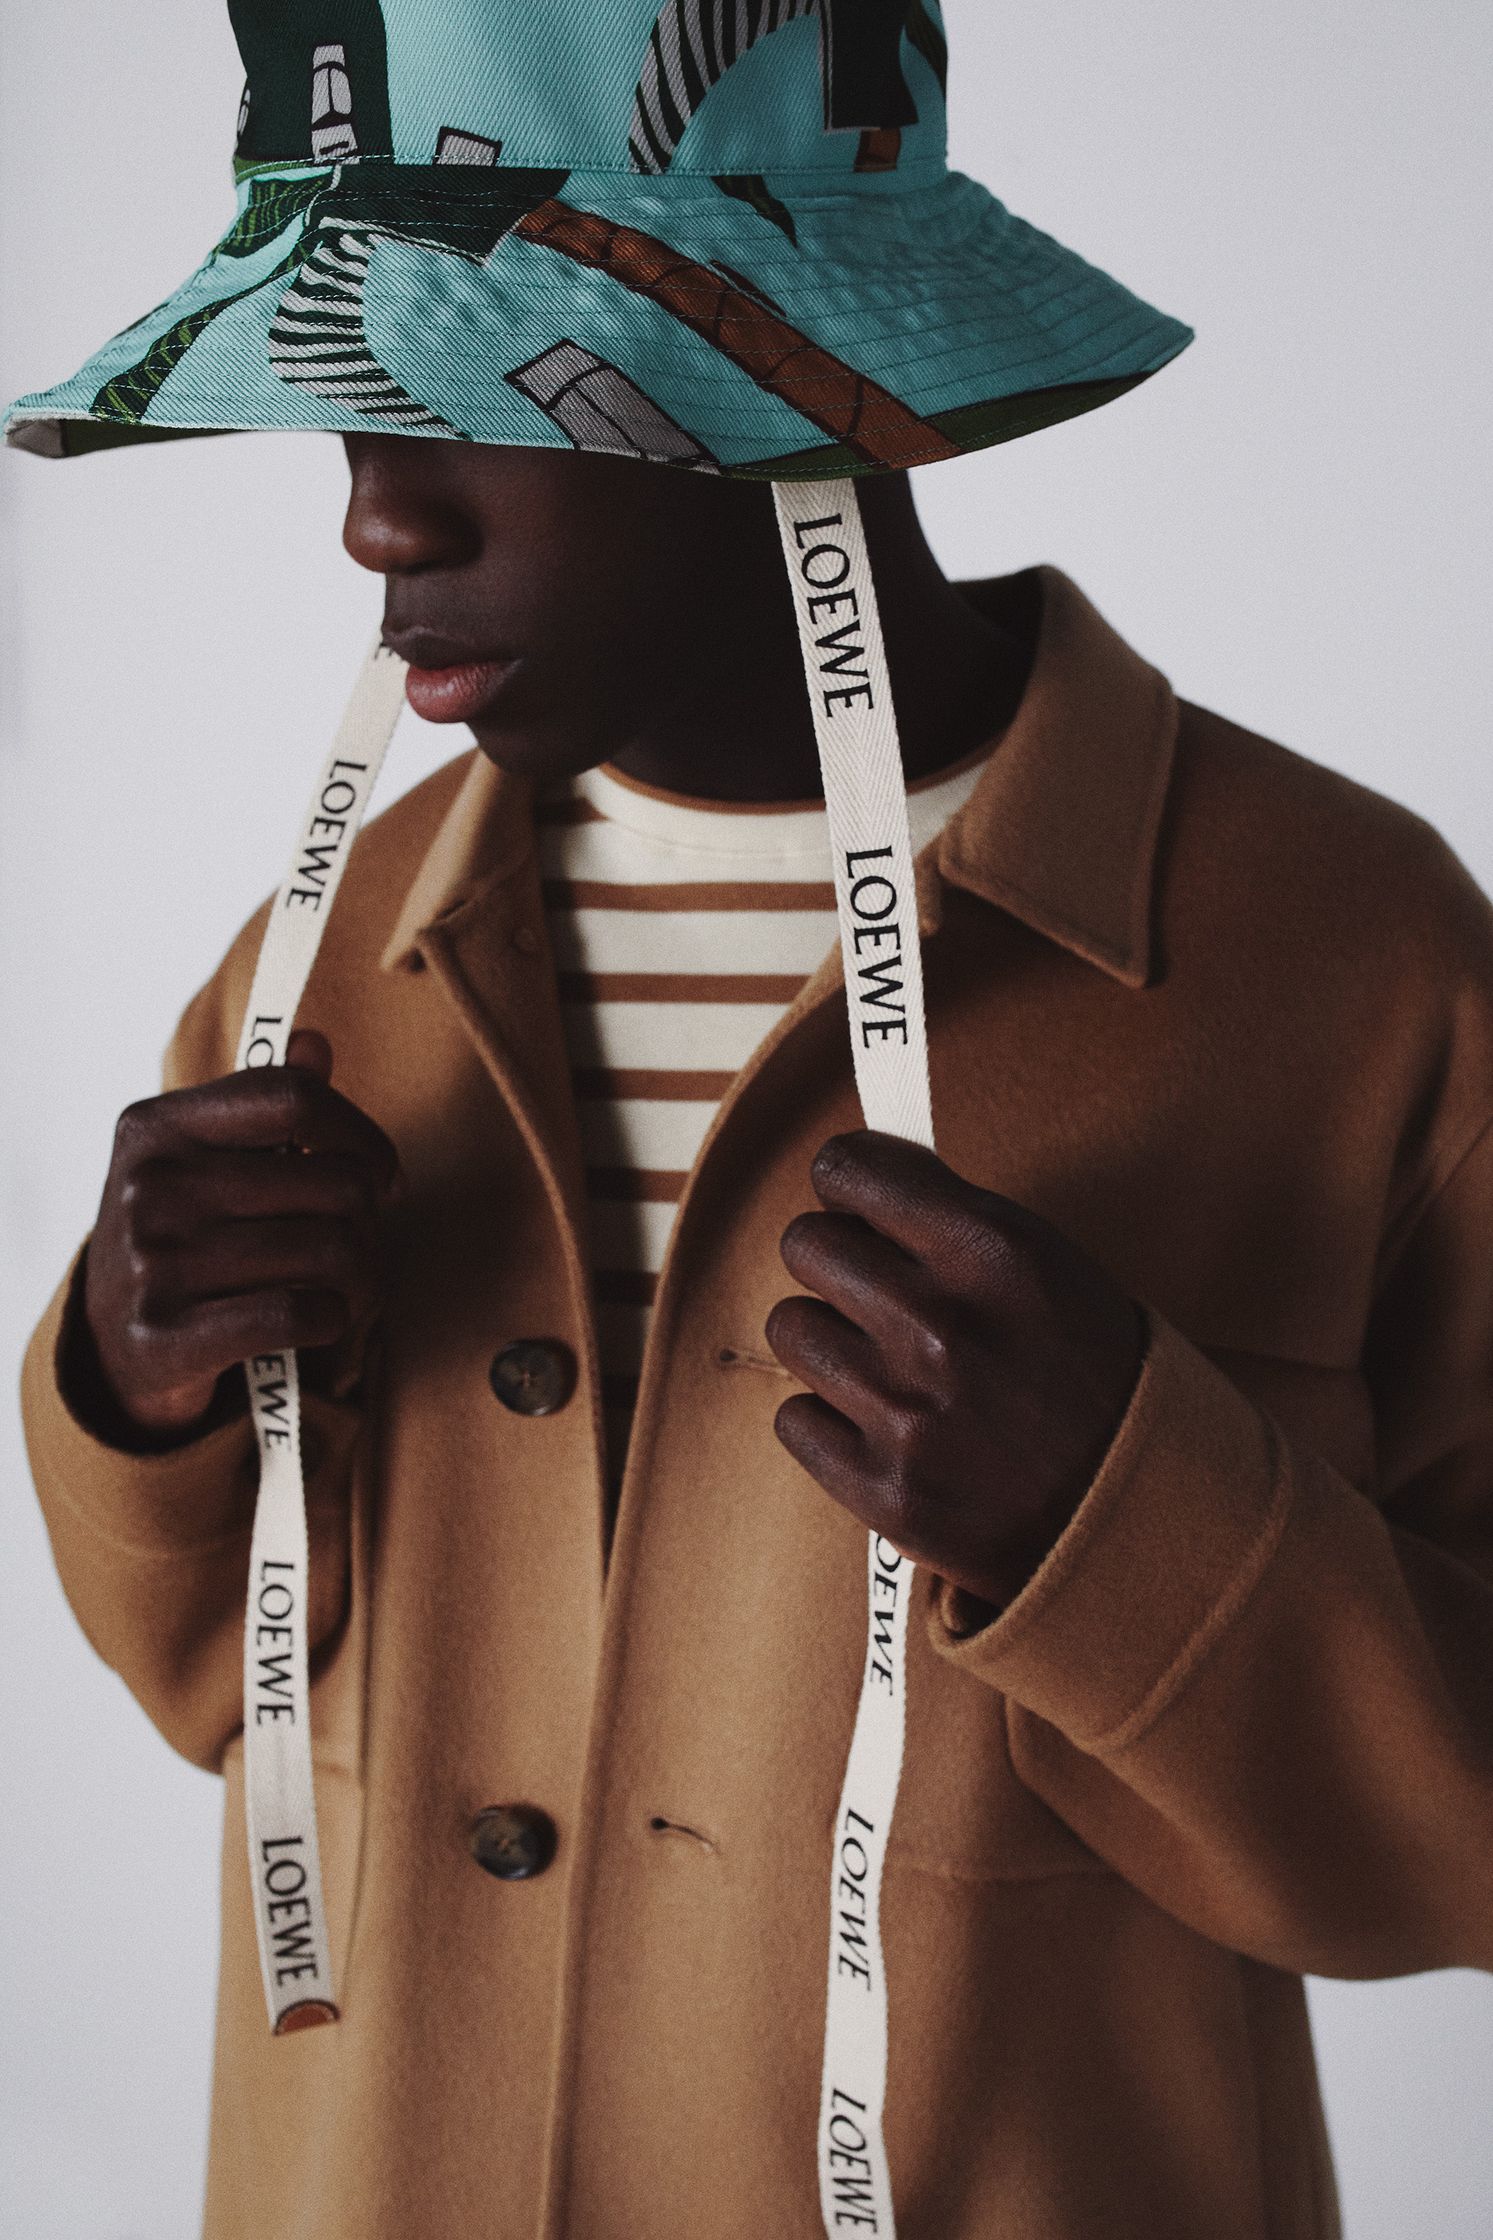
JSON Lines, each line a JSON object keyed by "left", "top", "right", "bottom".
{"left": 6, "top": 166, "right": 1191, "bottom": 477}
{"left": 9, "top": 372, "right": 1149, "bottom": 476}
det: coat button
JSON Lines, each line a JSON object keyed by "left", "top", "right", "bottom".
{"left": 488, "top": 1339, "right": 576, "bottom": 1415}
{"left": 469, "top": 1804, "right": 557, "bottom": 1881}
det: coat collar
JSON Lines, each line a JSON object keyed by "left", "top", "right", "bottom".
{"left": 933, "top": 567, "right": 1179, "bottom": 988}
{"left": 380, "top": 565, "right": 1178, "bottom": 989}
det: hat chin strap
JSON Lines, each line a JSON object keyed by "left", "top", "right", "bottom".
{"left": 774, "top": 479, "right": 921, "bottom": 2240}
{"left": 233, "top": 479, "right": 920, "bottom": 2227}
{"left": 233, "top": 641, "right": 405, "bottom": 2035}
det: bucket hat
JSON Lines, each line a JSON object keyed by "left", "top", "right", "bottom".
{"left": 5, "top": 0, "right": 1190, "bottom": 472}
{"left": 10, "top": 9, "right": 1192, "bottom": 2234}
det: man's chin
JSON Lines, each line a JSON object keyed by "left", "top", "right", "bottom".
{"left": 466, "top": 717, "right": 611, "bottom": 788}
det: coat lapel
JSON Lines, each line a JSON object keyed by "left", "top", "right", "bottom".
{"left": 378, "top": 750, "right": 594, "bottom": 1298}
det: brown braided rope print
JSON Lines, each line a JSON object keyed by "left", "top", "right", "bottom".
{"left": 512, "top": 199, "right": 961, "bottom": 471}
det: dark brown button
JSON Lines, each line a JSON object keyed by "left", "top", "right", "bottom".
{"left": 469, "top": 1804, "right": 557, "bottom": 1881}
{"left": 489, "top": 1338, "right": 576, "bottom": 1416}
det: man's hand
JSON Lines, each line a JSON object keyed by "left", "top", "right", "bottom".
{"left": 766, "top": 1131, "right": 1146, "bottom": 1613}
{"left": 79, "top": 1030, "right": 401, "bottom": 1444}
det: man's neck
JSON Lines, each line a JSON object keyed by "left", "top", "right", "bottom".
{"left": 602, "top": 475, "right": 1033, "bottom": 804}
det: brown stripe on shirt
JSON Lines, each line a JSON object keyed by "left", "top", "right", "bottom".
{"left": 544, "top": 877, "right": 838, "bottom": 912}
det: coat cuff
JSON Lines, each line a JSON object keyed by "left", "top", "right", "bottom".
{"left": 21, "top": 1245, "right": 357, "bottom": 1557}
{"left": 927, "top": 1305, "right": 1291, "bottom": 1751}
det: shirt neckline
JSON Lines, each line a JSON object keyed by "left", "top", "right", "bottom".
{"left": 566, "top": 738, "right": 996, "bottom": 859}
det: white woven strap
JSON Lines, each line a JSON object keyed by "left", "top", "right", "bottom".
{"left": 234, "top": 639, "right": 406, "bottom": 2032}
{"left": 774, "top": 479, "right": 928, "bottom": 2237}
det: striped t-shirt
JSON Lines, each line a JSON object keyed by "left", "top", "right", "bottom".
{"left": 534, "top": 741, "right": 993, "bottom": 1511}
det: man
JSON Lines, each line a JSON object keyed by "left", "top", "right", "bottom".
{"left": 12, "top": 5, "right": 1493, "bottom": 2237}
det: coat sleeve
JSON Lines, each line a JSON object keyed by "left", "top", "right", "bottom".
{"left": 927, "top": 1113, "right": 1493, "bottom": 1980}
{"left": 18, "top": 933, "right": 364, "bottom": 1777}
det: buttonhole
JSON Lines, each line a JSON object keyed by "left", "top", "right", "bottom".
{"left": 716, "top": 1344, "right": 793, "bottom": 1378}
{"left": 648, "top": 1815, "right": 717, "bottom": 1852}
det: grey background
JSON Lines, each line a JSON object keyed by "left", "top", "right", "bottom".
{"left": 2, "top": 2, "right": 1490, "bottom": 2233}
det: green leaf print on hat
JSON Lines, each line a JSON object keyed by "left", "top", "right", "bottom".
{"left": 93, "top": 166, "right": 573, "bottom": 434}
{"left": 91, "top": 253, "right": 303, "bottom": 426}
{"left": 214, "top": 172, "right": 328, "bottom": 259}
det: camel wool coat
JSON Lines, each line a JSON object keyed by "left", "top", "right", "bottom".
{"left": 22, "top": 568, "right": 1493, "bottom": 2240}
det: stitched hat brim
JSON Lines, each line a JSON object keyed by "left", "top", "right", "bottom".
{"left": 5, "top": 163, "right": 1192, "bottom": 476}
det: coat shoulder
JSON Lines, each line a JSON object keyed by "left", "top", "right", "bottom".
{"left": 1167, "top": 699, "right": 1493, "bottom": 993}
{"left": 1163, "top": 702, "right": 1493, "bottom": 1193}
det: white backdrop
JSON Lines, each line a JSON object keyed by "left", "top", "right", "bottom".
{"left": 2, "top": 4, "right": 1490, "bottom": 2234}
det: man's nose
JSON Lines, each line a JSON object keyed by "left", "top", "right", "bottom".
{"left": 341, "top": 433, "right": 479, "bottom": 576}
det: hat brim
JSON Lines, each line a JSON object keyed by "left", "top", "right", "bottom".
{"left": 5, "top": 162, "right": 1192, "bottom": 478}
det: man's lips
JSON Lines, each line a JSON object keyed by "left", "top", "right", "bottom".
{"left": 383, "top": 631, "right": 516, "bottom": 724}
{"left": 402, "top": 657, "right": 513, "bottom": 725}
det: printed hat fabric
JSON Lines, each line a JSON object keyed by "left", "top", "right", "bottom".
{"left": 6, "top": 0, "right": 1193, "bottom": 479}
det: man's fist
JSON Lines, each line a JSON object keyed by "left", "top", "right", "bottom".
{"left": 79, "top": 1029, "right": 401, "bottom": 1444}
{"left": 766, "top": 1130, "right": 1147, "bottom": 1613}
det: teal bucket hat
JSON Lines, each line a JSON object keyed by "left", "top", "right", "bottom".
{"left": 5, "top": 0, "right": 1192, "bottom": 475}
